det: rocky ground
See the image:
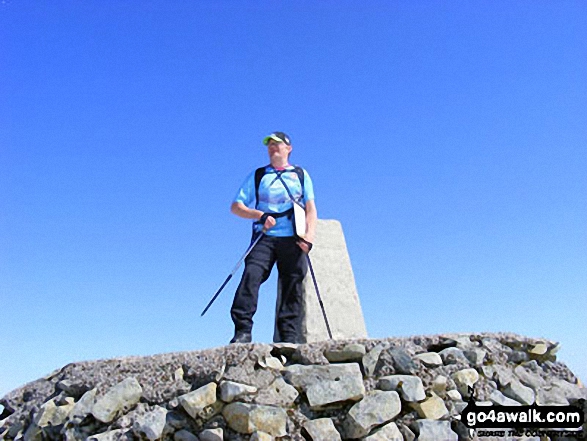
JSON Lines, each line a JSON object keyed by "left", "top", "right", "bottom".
{"left": 1, "top": 332, "right": 585, "bottom": 440}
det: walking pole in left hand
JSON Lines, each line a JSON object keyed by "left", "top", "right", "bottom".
{"left": 305, "top": 253, "right": 333, "bottom": 339}
{"left": 201, "top": 232, "right": 265, "bottom": 317}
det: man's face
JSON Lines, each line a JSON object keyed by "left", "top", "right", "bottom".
{"left": 267, "top": 139, "right": 292, "bottom": 160}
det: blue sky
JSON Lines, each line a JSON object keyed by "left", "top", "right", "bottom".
{"left": 1, "top": 1, "right": 585, "bottom": 398}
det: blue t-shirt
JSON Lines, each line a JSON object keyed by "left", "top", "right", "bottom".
{"left": 234, "top": 165, "right": 315, "bottom": 237}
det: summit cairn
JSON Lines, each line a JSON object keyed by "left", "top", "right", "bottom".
{"left": 275, "top": 219, "right": 368, "bottom": 343}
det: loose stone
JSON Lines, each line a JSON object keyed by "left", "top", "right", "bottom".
{"left": 324, "top": 344, "right": 366, "bottom": 363}
{"left": 178, "top": 382, "right": 217, "bottom": 420}
{"left": 344, "top": 390, "right": 401, "bottom": 439}
{"left": 409, "top": 395, "right": 449, "bottom": 420}
{"left": 222, "top": 402, "right": 287, "bottom": 437}
{"left": 132, "top": 405, "right": 168, "bottom": 441}
{"left": 411, "top": 419, "right": 458, "bottom": 441}
{"left": 303, "top": 418, "right": 342, "bottom": 441}
{"left": 362, "top": 343, "right": 387, "bottom": 377}
{"left": 413, "top": 352, "right": 443, "bottom": 367}
{"left": 174, "top": 429, "right": 200, "bottom": 441}
{"left": 306, "top": 373, "right": 364, "bottom": 409}
{"left": 363, "top": 422, "right": 403, "bottom": 441}
{"left": 198, "top": 428, "right": 223, "bottom": 441}
{"left": 91, "top": 378, "right": 143, "bottom": 423}
{"left": 219, "top": 381, "right": 257, "bottom": 403}
{"left": 502, "top": 379, "right": 535, "bottom": 405}
{"left": 377, "top": 375, "right": 426, "bottom": 402}
{"left": 438, "top": 347, "right": 468, "bottom": 365}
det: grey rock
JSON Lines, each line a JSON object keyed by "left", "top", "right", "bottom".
{"left": 464, "top": 348, "right": 486, "bottom": 366}
{"left": 389, "top": 348, "right": 417, "bottom": 374}
{"left": 174, "top": 429, "right": 200, "bottom": 441}
{"left": 514, "top": 365, "right": 546, "bottom": 390}
{"left": 411, "top": 420, "right": 458, "bottom": 441}
{"left": 489, "top": 390, "right": 522, "bottom": 406}
{"left": 413, "top": 352, "right": 443, "bottom": 367}
{"left": 438, "top": 347, "right": 468, "bottom": 365}
{"left": 199, "top": 428, "right": 223, "bottom": 441}
{"left": 378, "top": 375, "right": 426, "bottom": 402}
{"left": 87, "top": 429, "right": 133, "bottom": 441}
{"left": 56, "top": 380, "right": 90, "bottom": 398}
{"left": 132, "top": 405, "right": 168, "bottom": 440}
{"left": 508, "top": 350, "right": 530, "bottom": 364}
{"left": 363, "top": 421, "right": 403, "bottom": 440}
{"left": 306, "top": 372, "right": 365, "bottom": 408}
{"left": 254, "top": 377, "right": 299, "bottom": 407}
{"left": 362, "top": 343, "right": 387, "bottom": 377}
{"left": 551, "top": 378, "right": 587, "bottom": 400}
{"left": 303, "top": 418, "right": 342, "bottom": 440}
{"left": 482, "top": 365, "right": 514, "bottom": 386}
{"left": 178, "top": 382, "right": 217, "bottom": 420}
{"left": 324, "top": 344, "right": 366, "bottom": 363}
{"left": 397, "top": 423, "right": 415, "bottom": 441}
{"left": 219, "top": 380, "right": 257, "bottom": 403}
{"left": 283, "top": 363, "right": 363, "bottom": 391}
{"left": 91, "top": 377, "right": 143, "bottom": 423}
{"left": 222, "top": 402, "right": 287, "bottom": 437}
{"left": 69, "top": 388, "right": 97, "bottom": 423}
{"left": 536, "top": 386, "right": 569, "bottom": 405}
{"left": 344, "top": 390, "right": 401, "bottom": 438}
{"left": 502, "top": 379, "right": 535, "bottom": 405}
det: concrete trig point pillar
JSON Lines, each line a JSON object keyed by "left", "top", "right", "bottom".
{"left": 275, "top": 219, "right": 368, "bottom": 343}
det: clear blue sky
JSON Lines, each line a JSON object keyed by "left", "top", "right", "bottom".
{"left": 1, "top": 1, "right": 585, "bottom": 398}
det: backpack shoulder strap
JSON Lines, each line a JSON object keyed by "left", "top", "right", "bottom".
{"left": 293, "top": 166, "right": 305, "bottom": 199}
{"left": 254, "top": 166, "right": 267, "bottom": 208}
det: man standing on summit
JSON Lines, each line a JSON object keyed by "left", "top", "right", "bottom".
{"left": 229, "top": 132, "right": 317, "bottom": 344}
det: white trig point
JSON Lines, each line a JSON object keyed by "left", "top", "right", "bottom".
{"left": 275, "top": 219, "right": 368, "bottom": 343}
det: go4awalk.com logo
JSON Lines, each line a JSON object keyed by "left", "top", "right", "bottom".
{"left": 461, "top": 386, "right": 586, "bottom": 439}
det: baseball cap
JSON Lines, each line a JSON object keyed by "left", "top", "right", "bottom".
{"left": 263, "top": 132, "right": 291, "bottom": 146}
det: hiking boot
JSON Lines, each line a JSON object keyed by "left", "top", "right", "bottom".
{"left": 229, "top": 331, "right": 252, "bottom": 344}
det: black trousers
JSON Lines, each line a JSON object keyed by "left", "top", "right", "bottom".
{"left": 231, "top": 235, "right": 307, "bottom": 341}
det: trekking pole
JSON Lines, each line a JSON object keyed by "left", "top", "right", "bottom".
{"left": 201, "top": 232, "right": 264, "bottom": 316}
{"left": 305, "top": 254, "right": 333, "bottom": 339}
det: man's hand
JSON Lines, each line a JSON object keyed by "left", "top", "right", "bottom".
{"left": 258, "top": 213, "right": 276, "bottom": 231}
{"left": 297, "top": 238, "right": 313, "bottom": 254}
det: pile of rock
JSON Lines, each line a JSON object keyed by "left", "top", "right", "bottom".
{"left": 1, "top": 333, "right": 585, "bottom": 440}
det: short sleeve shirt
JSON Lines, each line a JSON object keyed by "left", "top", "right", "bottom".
{"left": 234, "top": 165, "right": 315, "bottom": 237}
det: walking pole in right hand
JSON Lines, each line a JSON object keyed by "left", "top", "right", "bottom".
{"left": 306, "top": 253, "right": 333, "bottom": 339}
{"left": 201, "top": 232, "right": 264, "bottom": 317}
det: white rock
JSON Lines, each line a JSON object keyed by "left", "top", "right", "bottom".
{"left": 363, "top": 421, "right": 403, "bottom": 440}
{"left": 306, "top": 374, "right": 365, "bottom": 409}
{"left": 132, "top": 405, "right": 168, "bottom": 440}
{"left": 378, "top": 375, "right": 426, "bottom": 402}
{"left": 344, "top": 391, "right": 401, "bottom": 438}
{"left": 219, "top": 380, "right": 257, "bottom": 403}
{"left": 92, "top": 378, "right": 143, "bottom": 423}
{"left": 502, "top": 379, "right": 535, "bottom": 405}
{"left": 178, "top": 382, "right": 217, "bottom": 419}
{"left": 414, "top": 352, "right": 443, "bottom": 367}
{"left": 303, "top": 418, "right": 341, "bottom": 441}
{"left": 222, "top": 402, "right": 287, "bottom": 437}
{"left": 410, "top": 395, "right": 449, "bottom": 420}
